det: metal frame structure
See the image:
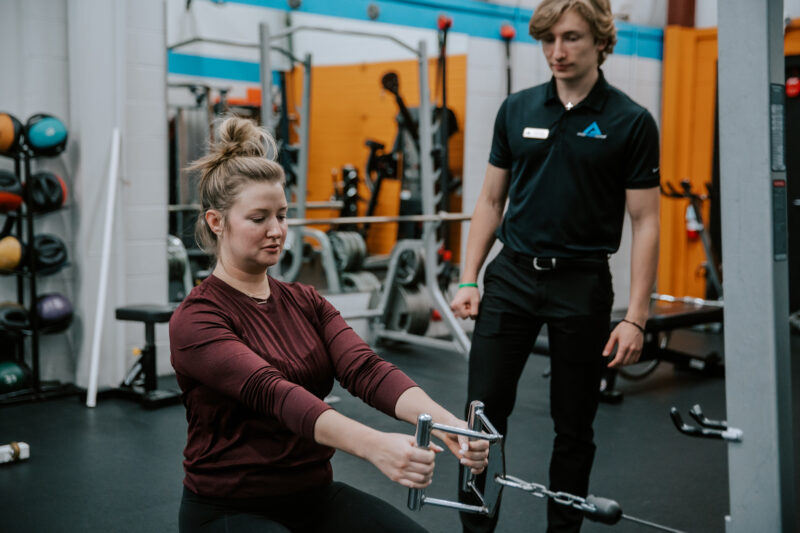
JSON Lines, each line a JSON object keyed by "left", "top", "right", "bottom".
{"left": 259, "top": 25, "right": 471, "bottom": 354}
{"left": 167, "top": 31, "right": 314, "bottom": 284}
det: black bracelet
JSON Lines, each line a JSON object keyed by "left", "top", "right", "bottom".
{"left": 621, "top": 318, "right": 646, "bottom": 334}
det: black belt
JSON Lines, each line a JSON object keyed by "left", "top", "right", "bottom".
{"left": 500, "top": 247, "right": 608, "bottom": 271}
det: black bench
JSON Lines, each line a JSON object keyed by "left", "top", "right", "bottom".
{"left": 113, "top": 304, "right": 181, "bottom": 409}
{"left": 533, "top": 296, "right": 724, "bottom": 403}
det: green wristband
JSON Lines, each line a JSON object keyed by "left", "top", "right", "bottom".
{"left": 458, "top": 282, "right": 478, "bottom": 288}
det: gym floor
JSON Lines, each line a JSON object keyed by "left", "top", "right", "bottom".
{"left": 8, "top": 319, "right": 791, "bottom": 533}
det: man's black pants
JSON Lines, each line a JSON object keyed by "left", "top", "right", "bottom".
{"left": 459, "top": 248, "right": 613, "bottom": 533}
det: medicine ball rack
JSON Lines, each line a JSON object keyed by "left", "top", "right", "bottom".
{"left": 0, "top": 116, "right": 80, "bottom": 406}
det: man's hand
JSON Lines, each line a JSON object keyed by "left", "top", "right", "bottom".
{"left": 431, "top": 417, "right": 489, "bottom": 475}
{"left": 603, "top": 320, "right": 645, "bottom": 368}
{"left": 450, "top": 286, "right": 481, "bottom": 319}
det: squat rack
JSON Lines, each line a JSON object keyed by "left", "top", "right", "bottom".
{"left": 168, "top": 30, "right": 315, "bottom": 286}
{"left": 262, "top": 24, "right": 471, "bottom": 355}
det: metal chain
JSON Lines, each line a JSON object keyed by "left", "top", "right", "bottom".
{"left": 496, "top": 475, "right": 686, "bottom": 533}
{"left": 495, "top": 474, "right": 547, "bottom": 497}
{"left": 497, "top": 475, "right": 587, "bottom": 510}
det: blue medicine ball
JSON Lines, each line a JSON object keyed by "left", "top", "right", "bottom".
{"left": 25, "top": 114, "right": 68, "bottom": 157}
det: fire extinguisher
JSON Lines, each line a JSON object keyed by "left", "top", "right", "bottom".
{"left": 685, "top": 203, "right": 703, "bottom": 240}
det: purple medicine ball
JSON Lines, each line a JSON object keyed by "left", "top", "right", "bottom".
{"left": 36, "top": 293, "right": 73, "bottom": 332}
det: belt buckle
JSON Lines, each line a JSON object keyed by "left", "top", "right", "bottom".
{"left": 533, "top": 257, "right": 556, "bottom": 271}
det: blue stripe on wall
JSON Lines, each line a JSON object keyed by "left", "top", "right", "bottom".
{"left": 217, "top": 0, "right": 662, "bottom": 58}
{"left": 169, "top": 0, "right": 663, "bottom": 80}
{"left": 168, "top": 51, "right": 262, "bottom": 82}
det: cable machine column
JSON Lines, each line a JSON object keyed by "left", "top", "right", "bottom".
{"left": 718, "top": 1, "right": 796, "bottom": 530}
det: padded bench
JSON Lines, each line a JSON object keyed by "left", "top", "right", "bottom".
{"left": 113, "top": 304, "right": 181, "bottom": 409}
{"left": 533, "top": 296, "right": 724, "bottom": 403}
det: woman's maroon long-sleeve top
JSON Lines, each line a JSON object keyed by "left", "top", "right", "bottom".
{"left": 169, "top": 274, "right": 417, "bottom": 498}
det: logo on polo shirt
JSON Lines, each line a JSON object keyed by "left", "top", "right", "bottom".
{"left": 577, "top": 121, "right": 607, "bottom": 139}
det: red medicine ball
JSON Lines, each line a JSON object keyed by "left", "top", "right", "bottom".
{"left": 0, "top": 170, "right": 24, "bottom": 213}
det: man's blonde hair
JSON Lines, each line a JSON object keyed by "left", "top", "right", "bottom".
{"left": 529, "top": 0, "right": 617, "bottom": 65}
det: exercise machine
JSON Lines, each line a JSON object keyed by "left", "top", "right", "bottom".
{"left": 289, "top": 211, "right": 473, "bottom": 354}
{"left": 600, "top": 294, "right": 724, "bottom": 402}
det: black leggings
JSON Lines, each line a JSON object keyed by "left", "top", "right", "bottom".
{"left": 179, "top": 482, "right": 429, "bottom": 533}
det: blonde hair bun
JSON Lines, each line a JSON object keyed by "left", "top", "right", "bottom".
{"left": 188, "top": 116, "right": 285, "bottom": 256}
{"left": 215, "top": 116, "right": 275, "bottom": 160}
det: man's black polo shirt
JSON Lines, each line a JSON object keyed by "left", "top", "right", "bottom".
{"left": 489, "top": 70, "right": 660, "bottom": 258}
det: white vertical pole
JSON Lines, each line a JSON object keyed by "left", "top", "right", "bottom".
{"left": 85, "top": 128, "right": 121, "bottom": 408}
{"left": 417, "top": 40, "right": 470, "bottom": 355}
{"left": 260, "top": 22, "right": 273, "bottom": 135}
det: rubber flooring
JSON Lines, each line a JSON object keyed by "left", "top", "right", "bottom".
{"left": 1, "top": 327, "right": 797, "bottom": 532}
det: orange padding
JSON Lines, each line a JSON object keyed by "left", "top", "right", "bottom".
{"left": 284, "top": 55, "right": 466, "bottom": 256}
{"left": 658, "top": 21, "right": 800, "bottom": 298}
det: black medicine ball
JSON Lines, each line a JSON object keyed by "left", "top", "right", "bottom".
{"left": 0, "top": 170, "right": 24, "bottom": 213}
{"left": 36, "top": 293, "right": 73, "bottom": 332}
{"left": 0, "top": 302, "right": 30, "bottom": 331}
{"left": 27, "top": 172, "right": 68, "bottom": 213}
{"left": 25, "top": 114, "right": 68, "bottom": 157}
{"left": 33, "top": 234, "right": 68, "bottom": 273}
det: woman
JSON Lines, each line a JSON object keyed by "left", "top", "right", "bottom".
{"left": 170, "top": 116, "right": 488, "bottom": 533}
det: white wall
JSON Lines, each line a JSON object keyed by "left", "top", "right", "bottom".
{"left": 0, "top": 0, "right": 169, "bottom": 391}
{"left": 69, "top": 0, "right": 170, "bottom": 387}
{"left": 694, "top": 0, "right": 718, "bottom": 28}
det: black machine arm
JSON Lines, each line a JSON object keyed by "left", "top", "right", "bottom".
{"left": 660, "top": 178, "right": 711, "bottom": 200}
{"left": 688, "top": 403, "right": 729, "bottom": 430}
{"left": 670, "top": 405, "right": 743, "bottom": 442}
{"left": 381, "top": 72, "right": 420, "bottom": 147}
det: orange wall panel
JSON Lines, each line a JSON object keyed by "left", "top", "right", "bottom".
{"left": 660, "top": 27, "right": 718, "bottom": 298}
{"left": 659, "top": 21, "right": 800, "bottom": 297}
{"left": 284, "top": 55, "right": 466, "bottom": 256}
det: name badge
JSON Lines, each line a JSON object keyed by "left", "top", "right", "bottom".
{"left": 523, "top": 127, "right": 549, "bottom": 139}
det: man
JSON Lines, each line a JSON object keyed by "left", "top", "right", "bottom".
{"left": 450, "top": 1, "right": 660, "bottom": 531}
